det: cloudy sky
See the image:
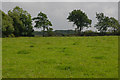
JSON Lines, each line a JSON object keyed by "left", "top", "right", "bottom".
{"left": 2, "top": 1, "right": 118, "bottom": 31}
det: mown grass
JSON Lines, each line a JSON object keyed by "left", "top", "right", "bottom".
{"left": 2, "top": 36, "right": 118, "bottom": 78}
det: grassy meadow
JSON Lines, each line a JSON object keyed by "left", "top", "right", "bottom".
{"left": 2, "top": 36, "right": 118, "bottom": 78}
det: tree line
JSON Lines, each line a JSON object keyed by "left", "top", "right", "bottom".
{"left": 1, "top": 6, "right": 120, "bottom": 37}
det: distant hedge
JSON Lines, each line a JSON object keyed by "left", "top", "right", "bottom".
{"left": 33, "top": 30, "right": 120, "bottom": 37}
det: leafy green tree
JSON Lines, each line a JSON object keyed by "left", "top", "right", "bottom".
{"left": 1, "top": 10, "right": 14, "bottom": 37}
{"left": 95, "top": 12, "right": 120, "bottom": 33}
{"left": 67, "top": 9, "right": 92, "bottom": 35}
{"left": 95, "top": 13, "right": 111, "bottom": 32}
{"left": 109, "top": 17, "right": 120, "bottom": 33}
{"left": 0, "top": 10, "right": 2, "bottom": 37}
{"left": 8, "top": 6, "right": 34, "bottom": 37}
{"left": 32, "top": 12, "right": 52, "bottom": 37}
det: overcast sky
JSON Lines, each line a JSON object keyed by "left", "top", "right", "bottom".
{"left": 2, "top": 2, "right": 118, "bottom": 31}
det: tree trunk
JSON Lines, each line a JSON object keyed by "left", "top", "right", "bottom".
{"left": 114, "top": 27, "right": 116, "bottom": 33}
{"left": 43, "top": 26, "right": 45, "bottom": 37}
{"left": 79, "top": 27, "right": 82, "bottom": 36}
{"left": 46, "top": 27, "right": 49, "bottom": 36}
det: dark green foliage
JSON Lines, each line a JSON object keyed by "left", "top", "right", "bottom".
{"left": 32, "top": 12, "right": 52, "bottom": 37}
{"left": 0, "top": 10, "right": 2, "bottom": 37}
{"left": 95, "top": 13, "right": 111, "bottom": 32}
{"left": 54, "top": 30, "right": 75, "bottom": 36}
{"left": 95, "top": 12, "right": 120, "bottom": 33}
{"left": 2, "top": 7, "right": 120, "bottom": 37}
{"left": 8, "top": 6, "right": 34, "bottom": 37}
{"left": 83, "top": 30, "right": 98, "bottom": 36}
{"left": 109, "top": 17, "right": 120, "bottom": 33}
{"left": 1, "top": 10, "right": 14, "bottom": 37}
{"left": 67, "top": 9, "right": 92, "bottom": 35}
{"left": 34, "top": 30, "right": 120, "bottom": 37}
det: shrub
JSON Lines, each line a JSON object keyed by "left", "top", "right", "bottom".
{"left": 83, "top": 30, "right": 98, "bottom": 36}
{"left": 8, "top": 34, "right": 15, "bottom": 37}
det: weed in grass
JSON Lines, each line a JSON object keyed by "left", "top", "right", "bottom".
{"left": 73, "top": 42, "right": 77, "bottom": 45}
{"left": 30, "top": 45, "right": 34, "bottom": 47}
{"left": 47, "top": 47, "right": 53, "bottom": 49}
{"left": 61, "top": 47, "right": 66, "bottom": 52}
{"left": 63, "top": 47, "right": 66, "bottom": 49}
{"left": 83, "top": 73, "right": 89, "bottom": 76}
{"left": 58, "top": 47, "right": 67, "bottom": 53}
{"left": 92, "top": 56, "right": 105, "bottom": 59}
{"left": 17, "top": 50, "right": 30, "bottom": 54}
{"left": 57, "top": 65, "right": 71, "bottom": 71}
{"left": 46, "top": 42, "right": 50, "bottom": 45}
{"left": 64, "top": 53, "right": 69, "bottom": 56}
{"left": 65, "top": 66, "right": 71, "bottom": 70}
{"left": 37, "top": 59, "right": 56, "bottom": 64}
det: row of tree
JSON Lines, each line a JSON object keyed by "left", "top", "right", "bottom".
{"left": 1, "top": 6, "right": 120, "bottom": 37}
{"left": 67, "top": 10, "right": 120, "bottom": 35}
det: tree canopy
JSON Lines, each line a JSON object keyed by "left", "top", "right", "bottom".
{"left": 32, "top": 12, "right": 52, "bottom": 36}
{"left": 8, "top": 6, "right": 34, "bottom": 37}
{"left": 109, "top": 17, "right": 120, "bottom": 32}
{"left": 0, "top": 10, "right": 2, "bottom": 37}
{"left": 1, "top": 7, "right": 120, "bottom": 37}
{"left": 95, "top": 13, "right": 111, "bottom": 32}
{"left": 67, "top": 9, "right": 92, "bottom": 35}
{"left": 95, "top": 12, "right": 120, "bottom": 33}
{"left": 2, "top": 10, "right": 14, "bottom": 37}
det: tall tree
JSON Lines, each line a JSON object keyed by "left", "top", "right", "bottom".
{"left": 109, "top": 17, "right": 120, "bottom": 33}
{"left": 95, "top": 12, "right": 120, "bottom": 33}
{"left": 0, "top": 10, "right": 2, "bottom": 37}
{"left": 67, "top": 9, "right": 92, "bottom": 35}
{"left": 1, "top": 10, "right": 14, "bottom": 37}
{"left": 95, "top": 13, "right": 111, "bottom": 32}
{"left": 8, "top": 6, "right": 34, "bottom": 37}
{"left": 32, "top": 12, "right": 52, "bottom": 37}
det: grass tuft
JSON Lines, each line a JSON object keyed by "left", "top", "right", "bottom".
{"left": 17, "top": 50, "right": 30, "bottom": 54}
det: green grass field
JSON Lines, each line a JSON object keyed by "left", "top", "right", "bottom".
{"left": 2, "top": 36, "right": 118, "bottom": 78}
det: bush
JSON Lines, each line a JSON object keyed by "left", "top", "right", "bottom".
{"left": 8, "top": 34, "right": 15, "bottom": 37}
{"left": 83, "top": 30, "right": 98, "bottom": 36}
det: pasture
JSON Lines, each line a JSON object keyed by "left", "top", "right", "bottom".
{"left": 2, "top": 36, "right": 118, "bottom": 78}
